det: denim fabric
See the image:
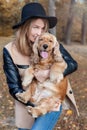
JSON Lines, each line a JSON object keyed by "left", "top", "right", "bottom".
{"left": 31, "top": 105, "right": 62, "bottom": 130}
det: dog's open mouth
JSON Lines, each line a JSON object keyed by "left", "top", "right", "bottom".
{"left": 40, "top": 51, "right": 48, "bottom": 59}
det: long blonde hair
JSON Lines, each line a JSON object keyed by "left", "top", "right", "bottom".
{"left": 15, "top": 18, "right": 49, "bottom": 56}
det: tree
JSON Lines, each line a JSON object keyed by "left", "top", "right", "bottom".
{"left": 48, "top": 0, "right": 56, "bottom": 36}
{"left": 81, "top": 0, "right": 87, "bottom": 45}
{"left": 81, "top": 12, "right": 87, "bottom": 45}
{"left": 64, "top": 0, "right": 76, "bottom": 44}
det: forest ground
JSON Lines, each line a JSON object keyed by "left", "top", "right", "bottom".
{"left": 0, "top": 36, "right": 87, "bottom": 130}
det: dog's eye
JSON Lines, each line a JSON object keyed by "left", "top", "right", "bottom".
{"left": 49, "top": 40, "right": 53, "bottom": 42}
{"left": 39, "top": 38, "right": 43, "bottom": 41}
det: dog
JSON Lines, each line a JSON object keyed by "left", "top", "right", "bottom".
{"left": 16, "top": 32, "right": 68, "bottom": 117}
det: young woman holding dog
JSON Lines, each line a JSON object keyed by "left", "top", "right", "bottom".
{"left": 3, "top": 2, "right": 79, "bottom": 130}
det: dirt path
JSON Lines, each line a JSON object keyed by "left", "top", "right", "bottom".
{"left": 0, "top": 36, "right": 87, "bottom": 130}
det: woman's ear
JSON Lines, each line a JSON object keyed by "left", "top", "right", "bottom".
{"left": 33, "top": 37, "right": 39, "bottom": 63}
{"left": 53, "top": 40, "right": 63, "bottom": 62}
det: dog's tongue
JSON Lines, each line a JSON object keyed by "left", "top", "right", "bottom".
{"left": 40, "top": 51, "right": 48, "bottom": 58}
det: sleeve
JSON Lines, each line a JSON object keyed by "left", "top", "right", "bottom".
{"left": 59, "top": 44, "right": 78, "bottom": 76}
{"left": 3, "top": 48, "right": 34, "bottom": 107}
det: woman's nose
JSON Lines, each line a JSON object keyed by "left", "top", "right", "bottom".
{"left": 37, "top": 29, "right": 42, "bottom": 36}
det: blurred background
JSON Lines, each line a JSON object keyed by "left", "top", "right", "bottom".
{"left": 0, "top": 0, "right": 87, "bottom": 45}
{"left": 0, "top": 0, "right": 87, "bottom": 130}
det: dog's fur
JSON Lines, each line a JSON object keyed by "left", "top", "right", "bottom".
{"left": 16, "top": 33, "right": 68, "bottom": 117}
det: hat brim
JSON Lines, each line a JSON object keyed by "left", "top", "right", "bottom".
{"left": 12, "top": 16, "right": 57, "bottom": 29}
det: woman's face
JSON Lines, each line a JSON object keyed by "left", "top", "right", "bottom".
{"left": 28, "top": 18, "right": 47, "bottom": 43}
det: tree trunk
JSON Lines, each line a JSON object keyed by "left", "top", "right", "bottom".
{"left": 33, "top": 0, "right": 38, "bottom": 2}
{"left": 64, "top": 0, "right": 75, "bottom": 45}
{"left": 48, "top": 0, "right": 56, "bottom": 36}
{"left": 81, "top": 12, "right": 87, "bottom": 45}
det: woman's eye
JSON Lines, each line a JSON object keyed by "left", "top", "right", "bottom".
{"left": 33, "top": 26, "right": 38, "bottom": 29}
{"left": 34, "top": 27, "right": 38, "bottom": 29}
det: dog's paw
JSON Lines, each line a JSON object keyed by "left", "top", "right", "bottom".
{"left": 16, "top": 92, "right": 28, "bottom": 103}
{"left": 50, "top": 73, "right": 63, "bottom": 83}
{"left": 56, "top": 73, "right": 63, "bottom": 83}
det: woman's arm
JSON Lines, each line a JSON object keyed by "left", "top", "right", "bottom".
{"left": 60, "top": 44, "right": 78, "bottom": 76}
{"left": 3, "top": 48, "right": 34, "bottom": 107}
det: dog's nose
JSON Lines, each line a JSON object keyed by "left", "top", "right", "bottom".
{"left": 43, "top": 44, "right": 48, "bottom": 49}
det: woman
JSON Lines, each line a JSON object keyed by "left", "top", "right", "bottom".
{"left": 3, "top": 2, "right": 79, "bottom": 130}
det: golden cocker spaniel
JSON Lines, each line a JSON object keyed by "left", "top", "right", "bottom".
{"left": 16, "top": 32, "right": 68, "bottom": 117}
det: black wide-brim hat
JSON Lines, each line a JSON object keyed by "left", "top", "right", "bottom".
{"left": 12, "top": 2, "right": 57, "bottom": 29}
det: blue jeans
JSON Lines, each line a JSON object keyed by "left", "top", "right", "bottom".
{"left": 31, "top": 105, "right": 62, "bottom": 130}
{"left": 18, "top": 105, "right": 62, "bottom": 130}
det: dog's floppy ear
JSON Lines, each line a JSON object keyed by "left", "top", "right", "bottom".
{"left": 53, "top": 39, "right": 63, "bottom": 62}
{"left": 33, "top": 37, "right": 39, "bottom": 63}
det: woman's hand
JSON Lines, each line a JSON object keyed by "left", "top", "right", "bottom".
{"left": 34, "top": 69, "right": 50, "bottom": 82}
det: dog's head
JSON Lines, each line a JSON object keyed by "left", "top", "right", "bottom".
{"left": 33, "top": 32, "right": 63, "bottom": 63}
